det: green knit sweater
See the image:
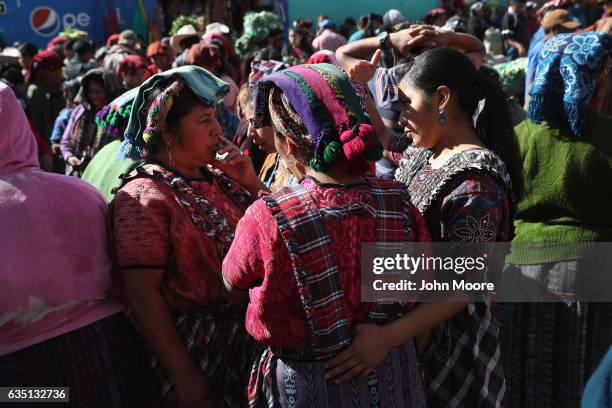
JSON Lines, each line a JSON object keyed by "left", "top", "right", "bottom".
{"left": 506, "top": 109, "right": 612, "bottom": 264}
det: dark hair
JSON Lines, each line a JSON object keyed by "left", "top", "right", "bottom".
{"left": 180, "top": 36, "right": 200, "bottom": 51}
{"left": 64, "top": 38, "right": 76, "bottom": 53}
{"left": 74, "top": 40, "right": 94, "bottom": 56}
{"left": 17, "top": 42, "right": 39, "bottom": 58}
{"left": 358, "top": 15, "right": 370, "bottom": 29}
{"left": 0, "top": 64, "right": 24, "bottom": 86}
{"left": 363, "top": 13, "right": 377, "bottom": 38}
{"left": 401, "top": 47, "right": 524, "bottom": 199}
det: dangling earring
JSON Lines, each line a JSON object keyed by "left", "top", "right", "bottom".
{"left": 168, "top": 146, "right": 175, "bottom": 168}
{"left": 438, "top": 110, "right": 447, "bottom": 125}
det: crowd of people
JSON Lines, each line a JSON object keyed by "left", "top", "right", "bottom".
{"left": 1, "top": 0, "right": 611, "bottom": 407}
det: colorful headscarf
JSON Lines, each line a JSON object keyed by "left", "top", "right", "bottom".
{"left": 28, "top": 50, "right": 63, "bottom": 84}
{"left": 202, "top": 32, "right": 232, "bottom": 55}
{"left": 116, "top": 55, "right": 147, "bottom": 76}
{"left": 248, "top": 59, "right": 288, "bottom": 89}
{"left": 528, "top": 32, "right": 612, "bottom": 137}
{"left": 120, "top": 66, "right": 229, "bottom": 160}
{"left": 95, "top": 87, "right": 139, "bottom": 139}
{"left": 254, "top": 63, "right": 382, "bottom": 173}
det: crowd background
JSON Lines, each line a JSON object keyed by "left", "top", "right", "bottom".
{"left": 0, "top": 0, "right": 611, "bottom": 407}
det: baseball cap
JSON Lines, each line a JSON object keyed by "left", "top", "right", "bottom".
{"left": 383, "top": 9, "right": 407, "bottom": 27}
{"left": 541, "top": 9, "right": 581, "bottom": 30}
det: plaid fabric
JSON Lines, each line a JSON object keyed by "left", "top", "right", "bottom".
{"left": 150, "top": 305, "right": 253, "bottom": 407}
{"left": 264, "top": 183, "right": 352, "bottom": 359}
{"left": 396, "top": 146, "right": 511, "bottom": 407}
{"left": 249, "top": 178, "right": 423, "bottom": 407}
{"left": 0, "top": 313, "right": 161, "bottom": 408}
{"left": 420, "top": 300, "right": 506, "bottom": 408}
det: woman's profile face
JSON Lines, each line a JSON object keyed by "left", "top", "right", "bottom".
{"left": 398, "top": 80, "right": 440, "bottom": 149}
{"left": 245, "top": 105, "right": 276, "bottom": 153}
{"left": 170, "top": 104, "right": 222, "bottom": 167}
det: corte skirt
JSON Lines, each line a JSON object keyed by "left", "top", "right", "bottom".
{"left": 0, "top": 312, "right": 161, "bottom": 408}
{"left": 248, "top": 340, "right": 427, "bottom": 408}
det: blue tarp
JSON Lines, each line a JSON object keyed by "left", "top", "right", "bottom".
{"left": 0, "top": 0, "right": 158, "bottom": 49}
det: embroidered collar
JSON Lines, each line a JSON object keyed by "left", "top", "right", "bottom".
{"left": 395, "top": 146, "right": 515, "bottom": 214}
{"left": 114, "top": 163, "right": 252, "bottom": 259}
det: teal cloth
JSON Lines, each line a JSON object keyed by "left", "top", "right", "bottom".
{"left": 82, "top": 140, "right": 142, "bottom": 202}
{"left": 120, "top": 66, "right": 229, "bottom": 160}
{"left": 582, "top": 347, "right": 612, "bottom": 408}
{"left": 506, "top": 108, "right": 612, "bottom": 264}
{"left": 348, "top": 30, "right": 365, "bottom": 43}
{"left": 528, "top": 32, "right": 611, "bottom": 138}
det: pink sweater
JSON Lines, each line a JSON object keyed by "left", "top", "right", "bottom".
{"left": 0, "top": 83, "right": 122, "bottom": 356}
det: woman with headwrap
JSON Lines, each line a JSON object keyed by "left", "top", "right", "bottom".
{"left": 60, "top": 68, "right": 124, "bottom": 177}
{"left": 500, "top": 32, "right": 612, "bottom": 408}
{"left": 26, "top": 50, "right": 64, "bottom": 146}
{"left": 116, "top": 55, "right": 148, "bottom": 90}
{"left": 238, "top": 59, "right": 291, "bottom": 189}
{"left": 111, "top": 66, "right": 265, "bottom": 407}
{"left": 0, "top": 82, "right": 161, "bottom": 407}
{"left": 328, "top": 42, "right": 523, "bottom": 407}
{"left": 81, "top": 88, "right": 141, "bottom": 202}
{"left": 49, "top": 78, "right": 80, "bottom": 173}
{"left": 221, "top": 63, "right": 432, "bottom": 407}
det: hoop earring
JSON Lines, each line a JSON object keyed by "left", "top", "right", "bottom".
{"left": 438, "top": 110, "right": 447, "bottom": 126}
{"left": 168, "top": 147, "right": 175, "bottom": 168}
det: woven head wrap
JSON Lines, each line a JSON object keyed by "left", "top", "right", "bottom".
{"left": 28, "top": 50, "right": 63, "bottom": 84}
{"left": 254, "top": 63, "right": 382, "bottom": 173}
{"left": 528, "top": 32, "right": 612, "bottom": 137}
{"left": 95, "top": 87, "right": 139, "bottom": 139}
{"left": 119, "top": 65, "right": 229, "bottom": 160}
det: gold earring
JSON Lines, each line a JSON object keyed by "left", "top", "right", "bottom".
{"left": 168, "top": 147, "right": 175, "bottom": 168}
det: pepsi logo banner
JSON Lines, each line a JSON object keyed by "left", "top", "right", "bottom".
{"left": 0, "top": 0, "right": 157, "bottom": 49}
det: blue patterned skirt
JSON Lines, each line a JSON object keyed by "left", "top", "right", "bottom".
{"left": 248, "top": 340, "right": 427, "bottom": 408}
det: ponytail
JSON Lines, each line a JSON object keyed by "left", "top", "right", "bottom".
{"left": 402, "top": 47, "right": 524, "bottom": 199}
{"left": 474, "top": 70, "right": 524, "bottom": 199}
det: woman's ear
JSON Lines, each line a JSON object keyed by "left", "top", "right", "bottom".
{"left": 285, "top": 137, "right": 299, "bottom": 157}
{"left": 436, "top": 85, "right": 452, "bottom": 113}
{"left": 160, "top": 128, "right": 174, "bottom": 148}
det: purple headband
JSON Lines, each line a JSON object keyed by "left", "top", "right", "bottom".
{"left": 254, "top": 69, "right": 323, "bottom": 148}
